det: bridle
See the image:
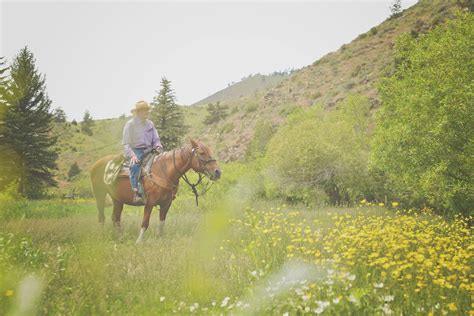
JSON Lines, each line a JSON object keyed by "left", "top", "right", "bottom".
{"left": 145, "top": 146, "right": 216, "bottom": 205}
{"left": 173, "top": 146, "right": 216, "bottom": 206}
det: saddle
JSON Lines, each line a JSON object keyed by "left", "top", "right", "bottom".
{"left": 103, "top": 149, "right": 159, "bottom": 186}
{"left": 103, "top": 149, "right": 178, "bottom": 201}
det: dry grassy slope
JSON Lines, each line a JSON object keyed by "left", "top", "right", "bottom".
{"left": 55, "top": 1, "right": 464, "bottom": 185}
{"left": 190, "top": 0, "right": 464, "bottom": 162}
{"left": 53, "top": 118, "right": 127, "bottom": 186}
{"left": 192, "top": 73, "right": 290, "bottom": 106}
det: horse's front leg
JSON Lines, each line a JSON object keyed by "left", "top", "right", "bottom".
{"left": 157, "top": 201, "right": 172, "bottom": 237}
{"left": 136, "top": 203, "right": 154, "bottom": 244}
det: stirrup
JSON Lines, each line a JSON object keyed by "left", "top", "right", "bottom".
{"left": 133, "top": 191, "right": 143, "bottom": 203}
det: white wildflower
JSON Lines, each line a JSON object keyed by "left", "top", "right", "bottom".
{"left": 383, "top": 295, "right": 395, "bottom": 302}
{"left": 374, "top": 282, "right": 384, "bottom": 288}
{"left": 189, "top": 303, "right": 199, "bottom": 312}
{"left": 332, "top": 297, "right": 340, "bottom": 304}
{"left": 382, "top": 304, "right": 393, "bottom": 315}
{"left": 314, "top": 307, "right": 324, "bottom": 314}
{"left": 347, "top": 274, "right": 356, "bottom": 281}
{"left": 349, "top": 294, "right": 359, "bottom": 304}
{"left": 295, "top": 288, "right": 304, "bottom": 296}
{"left": 221, "top": 297, "right": 230, "bottom": 307}
{"left": 160, "top": 296, "right": 165, "bottom": 302}
{"left": 324, "top": 279, "right": 334, "bottom": 285}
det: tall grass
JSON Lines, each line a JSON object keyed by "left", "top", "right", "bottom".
{"left": 0, "top": 162, "right": 471, "bottom": 314}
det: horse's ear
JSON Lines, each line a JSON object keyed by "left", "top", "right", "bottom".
{"left": 190, "top": 138, "right": 199, "bottom": 149}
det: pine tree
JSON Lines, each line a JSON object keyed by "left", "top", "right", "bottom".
{"left": 203, "top": 101, "right": 229, "bottom": 125}
{"left": 2, "top": 47, "right": 58, "bottom": 198}
{"left": 0, "top": 56, "right": 13, "bottom": 189}
{"left": 0, "top": 57, "right": 9, "bottom": 130}
{"left": 151, "top": 77, "right": 188, "bottom": 150}
{"left": 389, "top": 0, "right": 402, "bottom": 18}
{"left": 52, "top": 107, "right": 67, "bottom": 123}
{"left": 81, "top": 110, "right": 94, "bottom": 135}
{"left": 0, "top": 57, "right": 8, "bottom": 108}
{"left": 67, "top": 161, "right": 81, "bottom": 179}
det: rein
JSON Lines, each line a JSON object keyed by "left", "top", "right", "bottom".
{"left": 145, "top": 146, "right": 215, "bottom": 206}
{"left": 172, "top": 147, "right": 216, "bottom": 206}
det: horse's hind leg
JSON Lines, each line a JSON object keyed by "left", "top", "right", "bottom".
{"left": 92, "top": 184, "right": 107, "bottom": 224}
{"left": 111, "top": 198, "right": 124, "bottom": 227}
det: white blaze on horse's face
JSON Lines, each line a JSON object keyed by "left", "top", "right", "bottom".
{"left": 190, "top": 140, "right": 221, "bottom": 181}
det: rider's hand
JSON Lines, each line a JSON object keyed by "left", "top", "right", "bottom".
{"left": 130, "top": 155, "right": 139, "bottom": 165}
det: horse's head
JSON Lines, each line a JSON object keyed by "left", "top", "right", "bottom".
{"left": 190, "top": 139, "right": 221, "bottom": 181}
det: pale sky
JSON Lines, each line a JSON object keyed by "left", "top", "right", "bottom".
{"left": 1, "top": 0, "right": 417, "bottom": 121}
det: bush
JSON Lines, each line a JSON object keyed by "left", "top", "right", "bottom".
{"left": 265, "top": 95, "right": 373, "bottom": 206}
{"left": 67, "top": 162, "right": 81, "bottom": 180}
{"left": 219, "top": 122, "right": 234, "bottom": 134}
{"left": 246, "top": 120, "right": 275, "bottom": 159}
{"left": 203, "top": 102, "right": 228, "bottom": 125}
{"left": 0, "top": 182, "right": 26, "bottom": 220}
{"left": 245, "top": 102, "right": 258, "bottom": 113}
{"left": 371, "top": 13, "right": 474, "bottom": 216}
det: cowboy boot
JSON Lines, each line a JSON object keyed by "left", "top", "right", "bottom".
{"left": 133, "top": 189, "right": 143, "bottom": 203}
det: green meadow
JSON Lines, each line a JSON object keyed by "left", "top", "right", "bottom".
{"left": 1, "top": 163, "right": 471, "bottom": 315}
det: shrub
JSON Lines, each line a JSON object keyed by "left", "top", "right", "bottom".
{"left": 203, "top": 102, "right": 229, "bottom": 125}
{"left": 219, "top": 122, "right": 234, "bottom": 134}
{"left": 371, "top": 13, "right": 474, "bottom": 216}
{"left": 369, "top": 26, "right": 378, "bottom": 35}
{"left": 0, "top": 182, "right": 26, "bottom": 220}
{"left": 67, "top": 162, "right": 81, "bottom": 180}
{"left": 265, "top": 95, "right": 373, "bottom": 206}
{"left": 245, "top": 102, "right": 258, "bottom": 113}
{"left": 246, "top": 121, "right": 275, "bottom": 159}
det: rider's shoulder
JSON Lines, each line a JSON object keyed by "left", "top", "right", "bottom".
{"left": 145, "top": 119, "right": 156, "bottom": 128}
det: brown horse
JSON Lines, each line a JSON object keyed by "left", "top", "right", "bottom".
{"left": 90, "top": 139, "right": 221, "bottom": 243}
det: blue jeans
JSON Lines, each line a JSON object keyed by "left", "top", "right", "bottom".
{"left": 129, "top": 148, "right": 146, "bottom": 193}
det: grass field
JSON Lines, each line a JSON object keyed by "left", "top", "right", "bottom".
{"left": 0, "top": 195, "right": 471, "bottom": 315}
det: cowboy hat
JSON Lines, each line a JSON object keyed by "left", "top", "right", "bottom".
{"left": 131, "top": 100, "right": 151, "bottom": 114}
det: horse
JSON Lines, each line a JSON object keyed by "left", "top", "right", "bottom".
{"left": 90, "top": 139, "right": 221, "bottom": 243}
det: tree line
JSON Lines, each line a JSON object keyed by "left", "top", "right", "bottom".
{"left": 258, "top": 12, "right": 473, "bottom": 216}
{"left": 0, "top": 47, "right": 188, "bottom": 198}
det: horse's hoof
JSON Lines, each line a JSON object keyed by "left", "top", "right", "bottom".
{"left": 136, "top": 228, "right": 146, "bottom": 244}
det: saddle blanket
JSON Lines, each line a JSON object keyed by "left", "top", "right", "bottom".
{"left": 103, "top": 151, "right": 160, "bottom": 185}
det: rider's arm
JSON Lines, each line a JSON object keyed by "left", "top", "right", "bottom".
{"left": 122, "top": 121, "right": 136, "bottom": 159}
{"left": 151, "top": 125, "right": 163, "bottom": 151}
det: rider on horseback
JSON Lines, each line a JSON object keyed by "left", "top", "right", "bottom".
{"left": 122, "top": 100, "right": 163, "bottom": 203}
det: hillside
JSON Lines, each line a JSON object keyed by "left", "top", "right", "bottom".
{"left": 192, "top": 72, "right": 291, "bottom": 106}
{"left": 53, "top": 0, "right": 466, "bottom": 195}
{"left": 190, "top": 0, "right": 465, "bottom": 162}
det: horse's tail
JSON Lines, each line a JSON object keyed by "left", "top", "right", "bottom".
{"left": 90, "top": 156, "right": 113, "bottom": 224}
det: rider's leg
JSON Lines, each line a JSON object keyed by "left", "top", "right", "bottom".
{"left": 130, "top": 148, "right": 145, "bottom": 198}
